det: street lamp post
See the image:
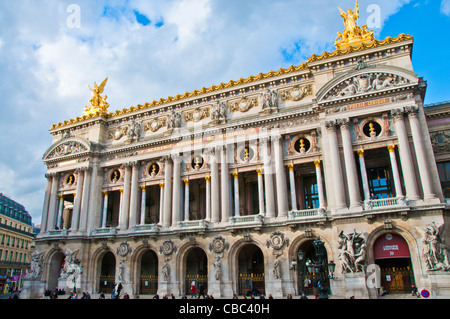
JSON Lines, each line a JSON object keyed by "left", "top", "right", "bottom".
{"left": 295, "top": 237, "right": 336, "bottom": 298}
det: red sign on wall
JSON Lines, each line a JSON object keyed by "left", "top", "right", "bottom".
{"left": 373, "top": 233, "right": 411, "bottom": 259}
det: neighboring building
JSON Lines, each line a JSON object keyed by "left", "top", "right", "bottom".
{"left": 26, "top": 3, "right": 450, "bottom": 299}
{"left": 0, "top": 193, "right": 34, "bottom": 293}
{"left": 425, "top": 101, "right": 450, "bottom": 202}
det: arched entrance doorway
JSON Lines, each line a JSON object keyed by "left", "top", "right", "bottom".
{"left": 295, "top": 239, "right": 331, "bottom": 296}
{"left": 237, "top": 244, "right": 265, "bottom": 296}
{"left": 99, "top": 251, "right": 116, "bottom": 294}
{"left": 139, "top": 250, "right": 158, "bottom": 295}
{"left": 47, "top": 251, "right": 65, "bottom": 291}
{"left": 185, "top": 247, "right": 208, "bottom": 296}
{"left": 373, "top": 233, "right": 415, "bottom": 294}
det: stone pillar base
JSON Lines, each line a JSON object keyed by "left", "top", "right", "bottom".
{"left": 21, "top": 280, "right": 46, "bottom": 299}
{"left": 208, "top": 281, "right": 222, "bottom": 298}
{"left": 266, "top": 279, "right": 283, "bottom": 298}
{"left": 342, "top": 273, "right": 369, "bottom": 299}
{"left": 427, "top": 272, "right": 450, "bottom": 299}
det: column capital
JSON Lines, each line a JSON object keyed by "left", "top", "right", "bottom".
{"left": 357, "top": 149, "right": 365, "bottom": 157}
{"left": 336, "top": 117, "right": 350, "bottom": 128}
{"left": 103, "top": 190, "right": 109, "bottom": 195}
{"left": 324, "top": 120, "right": 337, "bottom": 131}
{"left": 314, "top": 160, "right": 321, "bottom": 167}
{"left": 205, "top": 176, "right": 211, "bottom": 182}
{"left": 287, "top": 164, "right": 294, "bottom": 171}
{"left": 387, "top": 145, "right": 396, "bottom": 153}
{"left": 232, "top": 172, "right": 239, "bottom": 178}
{"left": 161, "top": 155, "right": 171, "bottom": 163}
{"left": 256, "top": 168, "right": 262, "bottom": 175}
{"left": 391, "top": 108, "right": 405, "bottom": 120}
{"left": 184, "top": 179, "right": 190, "bottom": 185}
{"left": 159, "top": 182, "right": 164, "bottom": 188}
{"left": 119, "top": 189, "right": 124, "bottom": 194}
{"left": 140, "top": 185, "right": 146, "bottom": 191}
{"left": 58, "top": 194, "right": 64, "bottom": 199}
{"left": 405, "top": 105, "right": 419, "bottom": 118}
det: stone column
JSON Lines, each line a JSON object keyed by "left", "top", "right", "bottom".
{"left": 57, "top": 195, "right": 64, "bottom": 229}
{"left": 232, "top": 172, "right": 240, "bottom": 216}
{"left": 273, "top": 135, "right": 288, "bottom": 217}
{"left": 79, "top": 167, "right": 92, "bottom": 232}
{"left": 163, "top": 156, "right": 173, "bottom": 227}
{"left": 210, "top": 149, "right": 220, "bottom": 222}
{"left": 171, "top": 155, "right": 182, "bottom": 227}
{"left": 159, "top": 182, "right": 164, "bottom": 225}
{"left": 287, "top": 164, "right": 297, "bottom": 211}
{"left": 261, "top": 137, "right": 276, "bottom": 217}
{"left": 256, "top": 169, "right": 265, "bottom": 215}
{"left": 101, "top": 191, "right": 109, "bottom": 228}
{"left": 87, "top": 162, "right": 102, "bottom": 233}
{"left": 128, "top": 162, "right": 140, "bottom": 228}
{"left": 205, "top": 176, "right": 211, "bottom": 220}
{"left": 220, "top": 146, "right": 230, "bottom": 222}
{"left": 357, "top": 150, "right": 370, "bottom": 201}
{"left": 71, "top": 170, "right": 84, "bottom": 231}
{"left": 325, "top": 120, "right": 346, "bottom": 209}
{"left": 387, "top": 145, "right": 404, "bottom": 198}
{"left": 40, "top": 174, "right": 53, "bottom": 234}
{"left": 47, "top": 172, "right": 60, "bottom": 231}
{"left": 119, "top": 163, "right": 132, "bottom": 230}
{"left": 314, "top": 160, "right": 326, "bottom": 209}
{"left": 391, "top": 108, "right": 420, "bottom": 200}
{"left": 184, "top": 180, "right": 190, "bottom": 221}
{"left": 406, "top": 106, "right": 437, "bottom": 200}
{"left": 118, "top": 189, "right": 124, "bottom": 229}
{"left": 338, "top": 118, "right": 362, "bottom": 208}
{"left": 140, "top": 186, "right": 146, "bottom": 225}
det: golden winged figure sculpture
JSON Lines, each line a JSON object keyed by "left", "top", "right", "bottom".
{"left": 335, "top": 1, "right": 375, "bottom": 49}
{"left": 83, "top": 77, "right": 109, "bottom": 116}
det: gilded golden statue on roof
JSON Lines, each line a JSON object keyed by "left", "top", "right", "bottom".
{"left": 83, "top": 77, "right": 109, "bottom": 116}
{"left": 335, "top": 1, "right": 375, "bottom": 49}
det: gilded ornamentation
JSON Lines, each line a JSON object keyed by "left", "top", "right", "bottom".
{"left": 84, "top": 77, "right": 109, "bottom": 116}
{"left": 335, "top": 1, "right": 375, "bottom": 49}
{"left": 144, "top": 117, "right": 166, "bottom": 132}
{"left": 279, "top": 85, "right": 312, "bottom": 102}
{"left": 229, "top": 96, "right": 258, "bottom": 113}
{"left": 184, "top": 107, "right": 210, "bottom": 122}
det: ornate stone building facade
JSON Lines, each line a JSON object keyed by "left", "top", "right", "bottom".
{"left": 25, "top": 7, "right": 450, "bottom": 299}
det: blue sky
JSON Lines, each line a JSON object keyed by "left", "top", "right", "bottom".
{"left": 0, "top": 0, "right": 449, "bottom": 224}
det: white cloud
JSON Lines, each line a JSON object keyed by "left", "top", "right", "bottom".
{"left": 441, "top": 0, "right": 450, "bottom": 16}
{"left": 0, "top": 0, "right": 413, "bottom": 223}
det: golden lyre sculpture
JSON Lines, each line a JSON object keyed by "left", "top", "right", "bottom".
{"left": 335, "top": 1, "right": 375, "bottom": 50}
{"left": 83, "top": 77, "right": 109, "bottom": 116}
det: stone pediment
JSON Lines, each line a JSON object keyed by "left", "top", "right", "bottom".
{"left": 43, "top": 136, "right": 92, "bottom": 162}
{"left": 316, "top": 64, "right": 418, "bottom": 104}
